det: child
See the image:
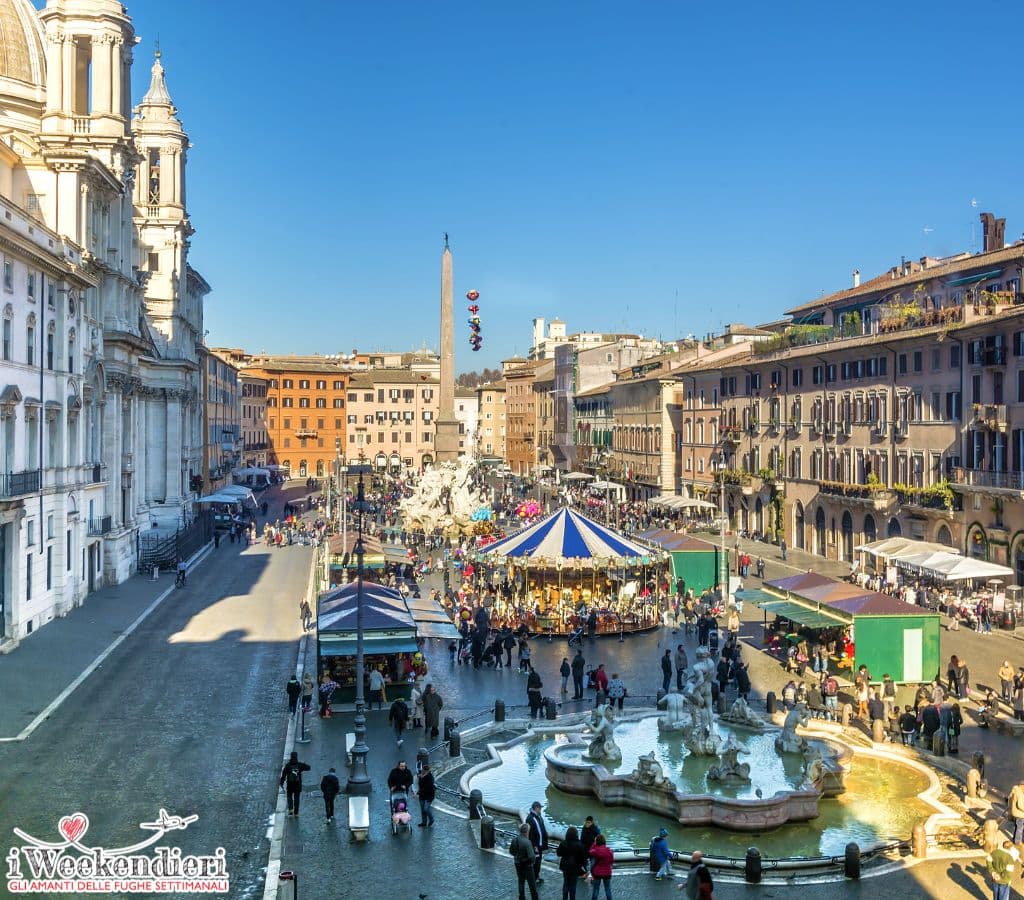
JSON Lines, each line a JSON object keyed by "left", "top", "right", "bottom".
{"left": 392, "top": 800, "right": 412, "bottom": 827}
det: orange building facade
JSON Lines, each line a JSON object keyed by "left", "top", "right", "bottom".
{"left": 241, "top": 357, "right": 351, "bottom": 479}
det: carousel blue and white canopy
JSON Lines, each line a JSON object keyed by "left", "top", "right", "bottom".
{"left": 481, "top": 508, "right": 652, "bottom": 563}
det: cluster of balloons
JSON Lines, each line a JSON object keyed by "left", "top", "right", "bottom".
{"left": 470, "top": 505, "right": 494, "bottom": 522}
{"left": 467, "top": 289, "right": 482, "bottom": 351}
{"left": 515, "top": 499, "right": 543, "bottom": 519}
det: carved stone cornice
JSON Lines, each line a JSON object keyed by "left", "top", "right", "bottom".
{"left": 106, "top": 372, "right": 142, "bottom": 395}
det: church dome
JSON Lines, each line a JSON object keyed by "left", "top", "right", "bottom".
{"left": 0, "top": 0, "right": 46, "bottom": 124}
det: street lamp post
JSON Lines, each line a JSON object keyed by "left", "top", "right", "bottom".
{"left": 716, "top": 462, "right": 730, "bottom": 608}
{"left": 346, "top": 460, "right": 374, "bottom": 795}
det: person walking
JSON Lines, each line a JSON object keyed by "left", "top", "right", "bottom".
{"left": 987, "top": 839, "right": 1016, "bottom": 900}
{"left": 580, "top": 815, "right": 601, "bottom": 873}
{"left": 1014, "top": 668, "right": 1024, "bottom": 722}
{"left": 319, "top": 766, "right": 340, "bottom": 823}
{"left": 387, "top": 760, "right": 414, "bottom": 794}
{"left": 318, "top": 673, "right": 338, "bottom": 718}
{"left": 606, "top": 674, "right": 626, "bottom": 711}
{"left": 526, "top": 801, "right": 549, "bottom": 885}
{"left": 593, "top": 663, "right": 608, "bottom": 698}
{"left": 368, "top": 667, "right": 386, "bottom": 710}
{"left": 674, "top": 645, "right": 688, "bottom": 690}
{"left": 285, "top": 675, "right": 301, "bottom": 715}
{"left": 587, "top": 834, "right": 614, "bottom": 900}
{"left": 527, "top": 665, "right": 544, "bottom": 719}
{"left": 299, "top": 598, "right": 312, "bottom": 631}
{"left": 780, "top": 538, "right": 787, "bottom": 561}
{"left": 300, "top": 672, "right": 315, "bottom": 713}
{"left": 650, "top": 827, "right": 672, "bottom": 880}
{"left": 660, "top": 649, "right": 673, "bottom": 694}
{"left": 510, "top": 823, "right": 539, "bottom": 900}
{"left": 422, "top": 684, "right": 443, "bottom": 738}
{"left": 415, "top": 762, "right": 435, "bottom": 827}
{"left": 279, "top": 751, "right": 310, "bottom": 817}
{"left": 560, "top": 657, "right": 571, "bottom": 695}
{"left": 1008, "top": 781, "right": 1024, "bottom": 844}
{"left": 571, "top": 650, "right": 586, "bottom": 700}
{"left": 680, "top": 850, "right": 713, "bottom": 899}
{"left": 389, "top": 695, "right": 409, "bottom": 746}
{"left": 557, "top": 825, "right": 587, "bottom": 900}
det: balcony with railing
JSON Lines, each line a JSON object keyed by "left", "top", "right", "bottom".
{"left": 88, "top": 515, "right": 113, "bottom": 536}
{"left": 720, "top": 426, "right": 741, "bottom": 445}
{"left": 952, "top": 467, "right": 1024, "bottom": 494}
{"left": 294, "top": 429, "right": 318, "bottom": 439}
{"left": 971, "top": 404, "right": 1008, "bottom": 431}
{"left": 0, "top": 469, "right": 41, "bottom": 497}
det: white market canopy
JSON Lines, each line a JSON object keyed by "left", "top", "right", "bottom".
{"left": 897, "top": 551, "right": 1013, "bottom": 582}
{"left": 855, "top": 537, "right": 961, "bottom": 560}
{"left": 195, "top": 492, "right": 244, "bottom": 504}
{"left": 650, "top": 495, "right": 717, "bottom": 511}
{"left": 233, "top": 467, "right": 270, "bottom": 477}
{"left": 562, "top": 472, "right": 594, "bottom": 482}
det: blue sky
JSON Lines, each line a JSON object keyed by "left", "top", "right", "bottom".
{"left": 109, "top": 0, "right": 1022, "bottom": 370}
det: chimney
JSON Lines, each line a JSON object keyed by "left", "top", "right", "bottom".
{"left": 852, "top": 269, "right": 860, "bottom": 288}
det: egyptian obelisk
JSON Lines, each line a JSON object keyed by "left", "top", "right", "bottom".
{"left": 434, "top": 236, "right": 461, "bottom": 463}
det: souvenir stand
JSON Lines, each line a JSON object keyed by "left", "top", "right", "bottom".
{"left": 474, "top": 507, "right": 668, "bottom": 636}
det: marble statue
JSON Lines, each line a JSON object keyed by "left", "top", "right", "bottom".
{"left": 656, "top": 688, "right": 687, "bottom": 731}
{"left": 680, "top": 647, "right": 724, "bottom": 756}
{"left": 707, "top": 735, "right": 751, "bottom": 783}
{"left": 630, "top": 751, "right": 669, "bottom": 788}
{"left": 775, "top": 702, "right": 810, "bottom": 754}
{"left": 585, "top": 704, "right": 622, "bottom": 762}
{"left": 804, "top": 746, "right": 846, "bottom": 795}
{"left": 400, "top": 457, "right": 490, "bottom": 535}
{"left": 719, "top": 697, "right": 766, "bottom": 730}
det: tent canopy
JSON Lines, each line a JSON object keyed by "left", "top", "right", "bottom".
{"left": 480, "top": 508, "right": 652, "bottom": 562}
{"left": 855, "top": 537, "right": 960, "bottom": 560}
{"left": 563, "top": 472, "right": 594, "bottom": 482}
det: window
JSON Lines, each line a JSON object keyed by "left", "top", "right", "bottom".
{"left": 283, "top": 438, "right": 291, "bottom": 447}
{"left": 951, "top": 344, "right": 962, "bottom": 367}
{"left": 47, "top": 514, "right": 53, "bottom": 539}
{"left": 282, "top": 397, "right": 293, "bottom": 407}
{"left": 364, "top": 393, "right": 373, "bottom": 402}
{"left": 317, "top": 418, "right": 324, "bottom": 429}
{"left": 792, "top": 368, "right": 803, "bottom": 387}
{"left": 2, "top": 260, "right": 12, "bottom": 292}
{"left": 67, "top": 332, "right": 75, "bottom": 373}
{"left": 912, "top": 351, "right": 923, "bottom": 373}
{"left": 299, "top": 418, "right": 307, "bottom": 429}
{"left": 333, "top": 398, "right": 344, "bottom": 408}
{"left": 898, "top": 354, "right": 907, "bottom": 375}
{"left": 423, "top": 432, "right": 432, "bottom": 443}
{"left": 25, "top": 554, "right": 31, "bottom": 599}
{"left": 26, "top": 322, "right": 34, "bottom": 365}
{"left": 67, "top": 530, "right": 72, "bottom": 571}
{"left": 316, "top": 380, "right": 326, "bottom": 390}
{"left": 945, "top": 391, "right": 961, "bottom": 421}
{"left": 335, "top": 418, "right": 342, "bottom": 429}
{"left": 1, "top": 318, "right": 9, "bottom": 361}
{"left": 333, "top": 380, "right": 344, "bottom": 390}
{"left": 283, "top": 418, "right": 291, "bottom": 429}
{"left": 46, "top": 331, "right": 54, "bottom": 370}
{"left": 298, "top": 397, "right": 309, "bottom": 408}
{"left": 282, "top": 379, "right": 293, "bottom": 389}
{"left": 299, "top": 380, "right": 309, "bottom": 389}
{"left": 26, "top": 519, "right": 34, "bottom": 546}
{"left": 27, "top": 272, "right": 36, "bottom": 300}
{"left": 812, "top": 365, "right": 823, "bottom": 385}
{"left": 971, "top": 374, "right": 981, "bottom": 405}
{"left": 347, "top": 393, "right": 357, "bottom": 402}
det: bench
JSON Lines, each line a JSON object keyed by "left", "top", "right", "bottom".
{"left": 990, "top": 716, "right": 1024, "bottom": 738}
{"left": 345, "top": 732, "right": 355, "bottom": 765}
{"left": 348, "top": 796, "right": 369, "bottom": 841}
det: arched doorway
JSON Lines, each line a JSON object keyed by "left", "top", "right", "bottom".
{"left": 316, "top": 459, "right": 325, "bottom": 477}
{"left": 794, "top": 501, "right": 805, "bottom": 550}
{"left": 421, "top": 454, "right": 434, "bottom": 469}
{"left": 887, "top": 517, "right": 902, "bottom": 537}
{"left": 754, "top": 498, "right": 764, "bottom": 537}
{"left": 863, "top": 514, "right": 877, "bottom": 544}
{"left": 968, "top": 525, "right": 988, "bottom": 560}
{"left": 936, "top": 524, "right": 953, "bottom": 547}
{"left": 298, "top": 459, "right": 308, "bottom": 477}
{"left": 815, "top": 507, "right": 826, "bottom": 557}
{"left": 841, "top": 511, "right": 854, "bottom": 561}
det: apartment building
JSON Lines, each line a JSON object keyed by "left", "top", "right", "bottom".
{"left": 240, "top": 374, "right": 269, "bottom": 467}
{"left": 200, "top": 350, "right": 241, "bottom": 492}
{"left": 345, "top": 370, "right": 439, "bottom": 472}
{"left": 534, "top": 362, "right": 555, "bottom": 471}
{"left": 476, "top": 381, "right": 506, "bottom": 459}
{"left": 454, "top": 386, "right": 479, "bottom": 456}
{"left": 504, "top": 358, "right": 542, "bottom": 476}
{"left": 243, "top": 357, "right": 350, "bottom": 479}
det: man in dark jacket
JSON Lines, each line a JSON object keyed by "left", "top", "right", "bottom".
{"left": 285, "top": 675, "right": 302, "bottom": 715}
{"left": 526, "top": 801, "right": 549, "bottom": 885}
{"left": 279, "top": 751, "right": 310, "bottom": 817}
{"left": 661, "top": 649, "right": 673, "bottom": 693}
{"left": 510, "top": 823, "right": 539, "bottom": 900}
{"left": 320, "top": 767, "right": 340, "bottom": 823}
{"left": 387, "top": 760, "right": 414, "bottom": 793}
{"left": 389, "top": 697, "right": 409, "bottom": 746}
{"left": 674, "top": 645, "right": 689, "bottom": 690}
{"left": 416, "top": 762, "right": 436, "bottom": 827}
{"left": 527, "top": 666, "right": 543, "bottom": 719}
{"left": 571, "top": 650, "right": 586, "bottom": 700}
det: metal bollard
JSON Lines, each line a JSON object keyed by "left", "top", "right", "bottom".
{"left": 443, "top": 716, "right": 456, "bottom": 741}
{"left": 931, "top": 731, "right": 944, "bottom": 756}
{"left": 449, "top": 730, "right": 461, "bottom": 757}
{"left": 152, "top": 565, "right": 159, "bottom": 581}
{"left": 656, "top": 689, "right": 666, "bottom": 705}
{"left": 494, "top": 698, "right": 506, "bottom": 723}
{"left": 716, "top": 693, "right": 727, "bottom": 715}
{"left": 844, "top": 842, "right": 860, "bottom": 879}
{"left": 765, "top": 691, "right": 776, "bottom": 715}
{"left": 841, "top": 703, "right": 853, "bottom": 727}
{"left": 911, "top": 823, "right": 927, "bottom": 858}
{"left": 871, "top": 718, "right": 886, "bottom": 743}
{"left": 416, "top": 747, "right": 429, "bottom": 773}
{"left": 544, "top": 697, "right": 557, "bottom": 720}
{"left": 967, "top": 768, "right": 981, "bottom": 799}
{"left": 469, "top": 788, "right": 483, "bottom": 820}
{"left": 744, "top": 847, "right": 762, "bottom": 883}
{"left": 480, "top": 815, "right": 495, "bottom": 849}
{"left": 972, "top": 750, "right": 986, "bottom": 780}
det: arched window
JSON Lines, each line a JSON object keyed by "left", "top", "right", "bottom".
{"left": 841, "top": 511, "right": 854, "bottom": 561}
{"left": 936, "top": 524, "right": 953, "bottom": 547}
{"left": 794, "top": 501, "right": 805, "bottom": 550}
{"left": 67, "top": 328, "right": 76, "bottom": 374}
{"left": 298, "top": 459, "right": 308, "bottom": 477}
{"left": 815, "top": 506, "right": 827, "bottom": 557}
{"left": 968, "top": 525, "right": 987, "bottom": 559}
{"left": 887, "top": 517, "right": 902, "bottom": 538}
{"left": 863, "top": 514, "right": 877, "bottom": 544}
{"left": 316, "top": 459, "right": 325, "bottom": 477}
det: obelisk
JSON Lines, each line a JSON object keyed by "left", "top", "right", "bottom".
{"left": 434, "top": 236, "right": 461, "bottom": 463}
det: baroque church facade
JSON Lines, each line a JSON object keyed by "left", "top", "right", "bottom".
{"left": 0, "top": 0, "right": 209, "bottom": 646}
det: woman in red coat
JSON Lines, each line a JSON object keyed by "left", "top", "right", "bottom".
{"left": 588, "top": 833, "right": 614, "bottom": 899}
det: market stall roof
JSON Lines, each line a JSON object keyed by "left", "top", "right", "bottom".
{"left": 318, "top": 599, "right": 414, "bottom": 633}
{"left": 640, "top": 530, "right": 717, "bottom": 552}
{"left": 480, "top": 508, "right": 652, "bottom": 562}
{"left": 765, "top": 572, "right": 834, "bottom": 593}
{"left": 233, "top": 467, "right": 269, "bottom": 477}
{"left": 735, "top": 589, "right": 848, "bottom": 628}
{"left": 924, "top": 555, "right": 1013, "bottom": 581}
{"left": 855, "top": 537, "right": 960, "bottom": 559}
{"left": 320, "top": 636, "right": 419, "bottom": 655}
{"left": 590, "top": 480, "right": 626, "bottom": 492}
{"left": 194, "top": 492, "right": 240, "bottom": 504}
{"left": 826, "top": 593, "right": 930, "bottom": 616}
{"left": 562, "top": 472, "right": 594, "bottom": 482}
{"left": 401, "top": 594, "right": 460, "bottom": 639}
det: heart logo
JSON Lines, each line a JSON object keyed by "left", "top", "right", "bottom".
{"left": 58, "top": 813, "right": 89, "bottom": 844}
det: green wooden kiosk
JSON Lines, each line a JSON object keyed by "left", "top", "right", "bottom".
{"left": 638, "top": 530, "right": 721, "bottom": 595}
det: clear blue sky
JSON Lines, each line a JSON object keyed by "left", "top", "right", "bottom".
{"left": 113, "top": 0, "right": 1022, "bottom": 370}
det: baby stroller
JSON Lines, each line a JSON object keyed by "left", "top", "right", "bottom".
{"left": 390, "top": 791, "right": 413, "bottom": 836}
{"left": 567, "top": 626, "right": 584, "bottom": 649}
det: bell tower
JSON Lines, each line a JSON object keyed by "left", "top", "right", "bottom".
{"left": 39, "top": 0, "right": 135, "bottom": 142}
{"left": 132, "top": 49, "right": 200, "bottom": 362}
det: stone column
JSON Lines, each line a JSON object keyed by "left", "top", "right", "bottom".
{"left": 61, "top": 36, "right": 73, "bottom": 115}
{"left": 91, "top": 35, "right": 111, "bottom": 115}
{"left": 45, "top": 34, "right": 62, "bottom": 111}
{"left": 165, "top": 394, "right": 181, "bottom": 504}
{"left": 434, "top": 242, "right": 460, "bottom": 462}
{"left": 110, "top": 39, "right": 122, "bottom": 120}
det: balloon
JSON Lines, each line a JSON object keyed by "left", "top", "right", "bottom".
{"left": 466, "top": 290, "right": 480, "bottom": 301}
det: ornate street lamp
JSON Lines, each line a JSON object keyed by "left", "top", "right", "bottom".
{"left": 346, "top": 457, "right": 374, "bottom": 795}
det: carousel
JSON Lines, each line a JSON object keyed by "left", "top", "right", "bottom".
{"left": 473, "top": 507, "right": 669, "bottom": 636}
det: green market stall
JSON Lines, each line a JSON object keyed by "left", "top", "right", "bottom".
{"left": 638, "top": 529, "right": 721, "bottom": 595}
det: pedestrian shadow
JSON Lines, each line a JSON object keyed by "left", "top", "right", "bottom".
{"left": 945, "top": 859, "right": 991, "bottom": 898}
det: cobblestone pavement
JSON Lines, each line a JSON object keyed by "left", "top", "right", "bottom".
{"left": 0, "top": 483, "right": 312, "bottom": 900}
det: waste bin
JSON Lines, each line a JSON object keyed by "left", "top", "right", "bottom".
{"left": 1000, "top": 610, "right": 1017, "bottom": 630}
